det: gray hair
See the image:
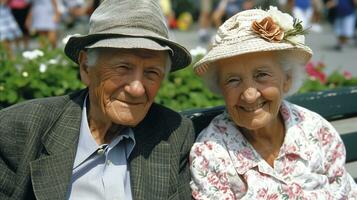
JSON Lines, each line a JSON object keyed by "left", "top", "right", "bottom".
{"left": 86, "top": 48, "right": 172, "bottom": 79}
{"left": 202, "top": 50, "right": 307, "bottom": 97}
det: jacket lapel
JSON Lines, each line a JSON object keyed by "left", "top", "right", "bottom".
{"left": 129, "top": 104, "right": 172, "bottom": 200}
{"left": 30, "top": 90, "right": 86, "bottom": 200}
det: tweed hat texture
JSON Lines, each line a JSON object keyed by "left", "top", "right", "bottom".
{"left": 193, "top": 7, "right": 313, "bottom": 75}
{"left": 64, "top": 0, "right": 191, "bottom": 72}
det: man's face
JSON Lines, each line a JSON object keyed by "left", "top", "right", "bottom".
{"left": 79, "top": 48, "right": 167, "bottom": 127}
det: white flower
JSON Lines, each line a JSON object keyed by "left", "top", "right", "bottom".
{"left": 22, "top": 49, "right": 44, "bottom": 60}
{"left": 62, "top": 34, "right": 81, "bottom": 45}
{"left": 22, "top": 71, "right": 29, "bottom": 77}
{"left": 0, "top": 85, "right": 4, "bottom": 91}
{"left": 267, "top": 6, "right": 294, "bottom": 31}
{"left": 48, "top": 58, "right": 58, "bottom": 65}
{"left": 190, "top": 46, "right": 207, "bottom": 57}
{"left": 287, "top": 35, "right": 305, "bottom": 45}
{"left": 39, "top": 63, "right": 47, "bottom": 73}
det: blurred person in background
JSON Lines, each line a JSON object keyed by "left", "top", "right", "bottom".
{"left": 288, "top": 0, "right": 313, "bottom": 28}
{"left": 212, "top": 0, "right": 255, "bottom": 28}
{"left": 288, "top": 0, "right": 323, "bottom": 32}
{"left": 326, "top": 0, "right": 357, "bottom": 50}
{"left": 310, "top": 0, "right": 323, "bottom": 32}
{"left": 58, "top": 0, "right": 90, "bottom": 29}
{"left": 159, "top": 0, "right": 177, "bottom": 29}
{"left": 198, "top": 0, "right": 213, "bottom": 42}
{"left": 8, "top": 0, "right": 31, "bottom": 50}
{"left": 0, "top": 0, "right": 22, "bottom": 59}
{"left": 26, "top": 0, "right": 60, "bottom": 48}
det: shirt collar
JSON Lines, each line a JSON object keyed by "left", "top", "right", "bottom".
{"left": 212, "top": 112, "right": 260, "bottom": 175}
{"left": 278, "top": 100, "right": 310, "bottom": 161}
{"left": 73, "top": 95, "right": 136, "bottom": 169}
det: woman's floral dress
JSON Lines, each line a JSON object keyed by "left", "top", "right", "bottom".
{"left": 190, "top": 100, "right": 357, "bottom": 200}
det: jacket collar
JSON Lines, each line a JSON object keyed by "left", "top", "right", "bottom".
{"left": 129, "top": 103, "right": 180, "bottom": 200}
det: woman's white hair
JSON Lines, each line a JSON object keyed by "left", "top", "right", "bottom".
{"left": 202, "top": 50, "right": 307, "bottom": 97}
{"left": 85, "top": 48, "right": 172, "bottom": 78}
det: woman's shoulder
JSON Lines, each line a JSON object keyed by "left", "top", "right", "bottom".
{"left": 195, "top": 112, "right": 232, "bottom": 142}
{"left": 283, "top": 100, "right": 328, "bottom": 125}
{"left": 283, "top": 100, "right": 339, "bottom": 140}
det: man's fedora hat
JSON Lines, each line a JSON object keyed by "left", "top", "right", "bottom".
{"left": 64, "top": 0, "right": 192, "bottom": 72}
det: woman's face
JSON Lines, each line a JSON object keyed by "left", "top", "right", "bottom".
{"left": 217, "top": 51, "right": 291, "bottom": 131}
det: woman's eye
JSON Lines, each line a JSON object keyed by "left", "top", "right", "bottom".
{"left": 255, "top": 72, "right": 270, "bottom": 79}
{"left": 226, "top": 77, "right": 240, "bottom": 85}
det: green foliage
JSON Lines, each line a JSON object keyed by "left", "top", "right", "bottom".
{"left": 0, "top": 45, "right": 84, "bottom": 109}
{"left": 156, "top": 66, "right": 224, "bottom": 111}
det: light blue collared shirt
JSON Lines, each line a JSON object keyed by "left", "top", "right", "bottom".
{"left": 67, "top": 97, "right": 136, "bottom": 200}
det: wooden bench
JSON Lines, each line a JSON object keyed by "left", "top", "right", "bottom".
{"left": 182, "top": 86, "right": 357, "bottom": 182}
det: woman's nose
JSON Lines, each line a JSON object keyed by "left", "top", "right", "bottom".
{"left": 125, "top": 80, "right": 145, "bottom": 97}
{"left": 241, "top": 87, "right": 260, "bottom": 103}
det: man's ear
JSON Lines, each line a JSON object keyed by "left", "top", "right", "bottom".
{"left": 78, "top": 50, "right": 90, "bottom": 86}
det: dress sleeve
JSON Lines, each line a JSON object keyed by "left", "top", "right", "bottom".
{"left": 317, "top": 117, "right": 357, "bottom": 198}
{"left": 189, "top": 139, "right": 242, "bottom": 200}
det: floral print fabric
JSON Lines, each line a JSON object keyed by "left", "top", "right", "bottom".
{"left": 190, "top": 100, "right": 357, "bottom": 200}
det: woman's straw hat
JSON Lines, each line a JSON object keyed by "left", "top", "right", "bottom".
{"left": 193, "top": 7, "right": 313, "bottom": 75}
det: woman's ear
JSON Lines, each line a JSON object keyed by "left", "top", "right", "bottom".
{"left": 283, "top": 72, "right": 292, "bottom": 93}
{"left": 78, "top": 50, "right": 90, "bottom": 86}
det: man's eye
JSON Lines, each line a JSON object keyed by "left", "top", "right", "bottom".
{"left": 145, "top": 70, "right": 162, "bottom": 79}
{"left": 113, "top": 65, "right": 129, "bottom": 71}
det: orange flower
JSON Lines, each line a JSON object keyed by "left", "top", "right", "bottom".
{"left": 251, "top": 17, "right": 284, "bottom": 42}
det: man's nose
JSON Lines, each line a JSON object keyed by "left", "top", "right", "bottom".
{"left": 125, "top": 80, "right": 145, "bottom": 97}
{"left": 241, "top": 87, "right": 260, "bottom": 103}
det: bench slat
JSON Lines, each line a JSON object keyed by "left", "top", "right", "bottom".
{"left": 341, "top": 132, "right": 357, "bottom": 163}
{"left": 287, "top": 86, "right": 357, "bottom": 121}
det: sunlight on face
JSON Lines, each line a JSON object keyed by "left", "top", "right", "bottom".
{"left": 217, "top": 51, "right": 291, "bottom": 131}
{"left": 81, "top": 48, "right": 167, "bottom": 127}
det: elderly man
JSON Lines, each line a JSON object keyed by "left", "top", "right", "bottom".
{"left": 0, "top": 0, "right": 194, "bottom": 199}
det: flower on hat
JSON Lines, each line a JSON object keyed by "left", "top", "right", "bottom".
{"left": 252, "top": 6, "right": 307, "bottom": 45}
{"left": 251, "top": 17, "right": 284, "bottom": 42}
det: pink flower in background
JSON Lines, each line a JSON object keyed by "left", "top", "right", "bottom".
{"left": 305, "top": 61, "right": 327, "bottom": 84}
{"left": 343, "top": 70, "right": 352, "bottom": 80}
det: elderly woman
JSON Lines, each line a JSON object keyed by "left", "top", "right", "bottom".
{"left": 190, "top": 6, "right": 357, "bottom": 199}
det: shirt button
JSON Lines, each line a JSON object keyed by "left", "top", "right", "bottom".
{"left": 97, "top": 148, "right": 105, "bottom": 155}
{"left": 107, "top": 160, "right": 112, "bottom": 165}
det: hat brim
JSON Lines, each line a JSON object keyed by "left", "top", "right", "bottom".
{"left": 86, "top": 37, "right": 173, "bottom": 54}
{"left": 64, "top": 34, "right": 192, "bottom": 72}
{"left": 194, "top": 38, "right": 313, "bottom": 75}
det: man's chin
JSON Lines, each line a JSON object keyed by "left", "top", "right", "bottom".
{"left": 110, "top": 113, "right": 146, "bottom": 127}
